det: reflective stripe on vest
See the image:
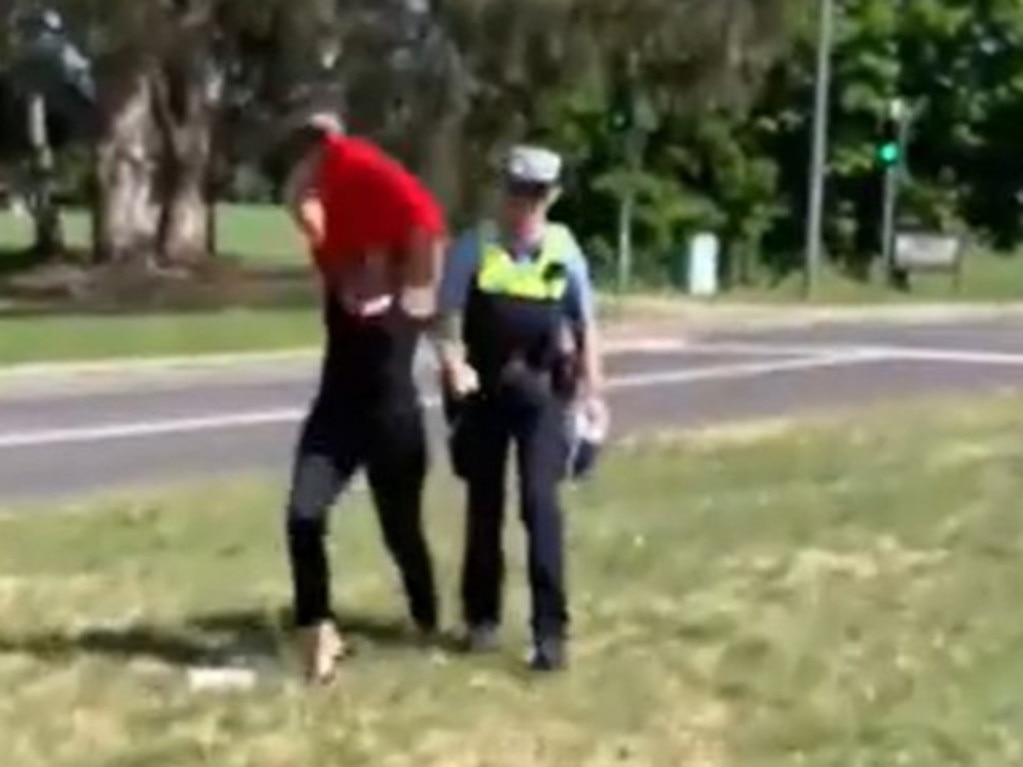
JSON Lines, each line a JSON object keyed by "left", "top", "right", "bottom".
{"left": 475, "top": 223, "right": 572, "bottom": 301}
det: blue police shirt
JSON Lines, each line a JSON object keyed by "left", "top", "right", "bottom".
{"left": 438, "top": 224, "right": 596, "bottom": 327}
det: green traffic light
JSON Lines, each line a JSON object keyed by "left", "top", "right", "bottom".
{"left": 878, "top": 142, "right": 900, "bottom": 165}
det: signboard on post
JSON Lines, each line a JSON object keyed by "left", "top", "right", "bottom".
{"left": 892, "top": 230, "right": 965, "bottom": 291}
{"left": 687, "top": 232, "right": 719, "bottom": 297}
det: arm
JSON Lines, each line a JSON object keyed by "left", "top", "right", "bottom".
{"left": 381, "top": 164, "right": 450, "bottom": 318}
{"left": 429, "top": 230, "right": 479, "bottom": 376}
{"left": 564, "top": 237, "right": 606, "bottom": 399}
{"left": 282, "top": 147, "right": 325, "bottom": 251}
{"left": 397, "top": 218, "right": 448, "bottom": 319}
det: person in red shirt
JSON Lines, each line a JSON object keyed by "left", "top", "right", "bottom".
{"left": 277, "top": 112, "right": 446, "bottom": 683}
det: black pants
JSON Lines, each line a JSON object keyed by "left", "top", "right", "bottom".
{"left": 285, "top": 303, "right": 437, "bottom": 630}
{"left": 458, "top": 384, "right": 569, "bottom": 640}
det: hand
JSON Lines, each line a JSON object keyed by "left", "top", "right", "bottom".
{"left": 580, "top": 394, "right": 610, "bottom": 437}
{"left": 444, "top": 359, "right": 480, "bottom": 398}
{"left": 399, "top": 285, "right": 437, "bottom": 319}
{"left": 333, "top": 250, "right": 396, "bottom": 317}
{"left": 345, "top": 293, "right": 395, "bottom": 317}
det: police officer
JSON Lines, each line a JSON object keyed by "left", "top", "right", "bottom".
{"left": 278, "top": 112, "right": 447, "bottom": 683}
{"left": 433, "top": 145, "right": 607, "bottom": 671}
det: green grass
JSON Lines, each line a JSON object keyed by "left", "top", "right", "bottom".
{"left": 0, "top": 204, "right": 305, "bottom": 267}
{"left": 3, "top": 394, "right": 1023, "bottom": 765}
{"left": 0, "top": 308, "right": 321, "bottom": 365}
{"left": 726, "top": 256, "right": 1023, "bottom": 304}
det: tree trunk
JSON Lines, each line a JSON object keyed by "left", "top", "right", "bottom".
{"left": 92, "top": 66, "right": 160, "bottom": 265}
{"left": 150, "top": 61, "right": 212, "bottom": 269}
{"left": 158, "top": 153, "right": 210, "bottom": 267}
{"left": 153, "top": 63, "right": 213, "bottom": 268}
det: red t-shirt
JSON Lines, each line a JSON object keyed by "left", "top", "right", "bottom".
{"left": 313, "top": 134, "right": 446, "bottom": 277}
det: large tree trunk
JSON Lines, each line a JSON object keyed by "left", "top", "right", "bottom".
{"left": 158, "top": 141, "right": 211, "bottom": 267}
{"left": 151, "top": 0, "right": 217, "bottom": 269}
{"left": 153, "top": 65, "right": 213, "bottom": 268}
{"left": 92, "top": 65, "right": 160, "bottom": 265}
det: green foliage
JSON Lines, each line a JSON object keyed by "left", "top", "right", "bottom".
{"left": 9, "top": 0, "right": 1023, "bottom": 286}
{"left": 521, "top": 0, "right": 1023, "bottom": 284}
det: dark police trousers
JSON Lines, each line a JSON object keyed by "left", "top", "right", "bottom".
{"left": 285, "top": 298, "right": 437, "bottom": 630}
{"left": 459, "top": 373, "right": 569, "bottom": 640}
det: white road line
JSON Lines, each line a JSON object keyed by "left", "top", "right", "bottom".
{"left": 683, "top": 340, "right": 1023, "bottom": 366}
{"left": 609, "top": 350, "right": 884, "bottom": 389}
{"left": 855, "top": 345, "right": 1023, "bottom": 366}
{"left": 0, "top": 408, "right": 309, "bottom": 448}
{"left": 0, "top": 350, "right": 875, "bottom": 449}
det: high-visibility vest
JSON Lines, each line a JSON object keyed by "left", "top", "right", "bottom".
{"left": 474, "top": 223, "right": 573, "bottom": 301}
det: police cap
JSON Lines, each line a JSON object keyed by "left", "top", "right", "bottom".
{"left": 502, "top": 145, "right": 563, "bottom": 188}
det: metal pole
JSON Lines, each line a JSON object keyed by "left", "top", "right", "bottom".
{"left": 880, "top": 100, "right": 903, "bottom": 281}
{"left": 615, "top": 51, "right": 640, "bottom": 294}
{"left": 616, "top": 189, "right": 634, "bottom": 293}
{"left": 880, "top": 161, "right": 897, "bottom": 274}
{"left": 884, "top": 108, "right": 912, "bottom": 289}
{"left": 802, "top": 0, "right": 835, "bottom": 298}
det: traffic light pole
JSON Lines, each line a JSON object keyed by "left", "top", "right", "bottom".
{"left": 615, "top": 51, "right": 641, "bottom": 294}
{"left": 880, "top": 150, "right": 898, "bottom": 281}
{"left": 880, "top": 100, "right": 910, "bottom": 288}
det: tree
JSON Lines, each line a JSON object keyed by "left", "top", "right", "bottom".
{"left": 1, "top": 4, "right": 96, "bottom": 258}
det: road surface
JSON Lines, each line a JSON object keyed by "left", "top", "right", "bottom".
{"left": 3, "top": 318, "right": 1023, "bottom": 503}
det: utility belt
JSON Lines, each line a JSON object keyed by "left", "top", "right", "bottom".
{"left": 475, "top": 350, "right": 579, "bottom": 402}
{"left": 441, "top": 351, "right": 575, "bottom": 435}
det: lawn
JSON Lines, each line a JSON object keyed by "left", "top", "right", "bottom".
{"left": 0, "top": 204, "right": 306, "bottom": 267}
{"left": 0, "top": 308, "right": 322, "bottom": 365}
{"left": 2, "top": 393, "right": 1023, "bottom": 765}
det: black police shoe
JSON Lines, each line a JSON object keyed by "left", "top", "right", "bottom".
{"left": 528, "top": 636, "right": 567, "bottom": 672}
{"left": 461, "top": 623, "right": 501, "bottom": 654}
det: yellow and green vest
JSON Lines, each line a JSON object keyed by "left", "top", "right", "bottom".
{"left": 473, "top": 222, "right": 573, "bottom": 302}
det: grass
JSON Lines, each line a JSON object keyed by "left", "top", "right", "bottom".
{"left": 3, "top": 393, "right": 1023, "bottom": 764}
{"left": 0, "top": 204, "right": 306, "bottom": 267}
{"left": 0, "top": 308, "right": 321, "bottom": 365}
{"left": 726, "top": 256, "right": 1023, "bottom": 304}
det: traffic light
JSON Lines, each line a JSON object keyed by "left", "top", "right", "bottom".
{"left": 608, "top": 81, "right": 633, "bottom": 134}
{"left": 876, "top": 112, "right": 904, "bottom": 168}
{"left": 877, "top": 140, "right": 900, "bottom": 166}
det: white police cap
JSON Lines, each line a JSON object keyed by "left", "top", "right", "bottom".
{"left": 503, "top": 145, "right": 562, "bottom": 185}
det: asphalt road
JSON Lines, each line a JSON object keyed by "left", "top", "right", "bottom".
{"left": 4, "top": 317, "right": 1023, "bottom": 503}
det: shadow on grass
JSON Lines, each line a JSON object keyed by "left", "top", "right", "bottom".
{"left": 0, "top": 607, "right": 454, "bottom": 667}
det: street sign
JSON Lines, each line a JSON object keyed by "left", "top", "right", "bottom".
{"left": 892, "top": 230, "right": 965, "bottom": 292}
{"left": 687, "top": 232, "right": 720, "bottom": 296}
{"left": 893, "top": 232, "right": 963, "bottom": 270}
